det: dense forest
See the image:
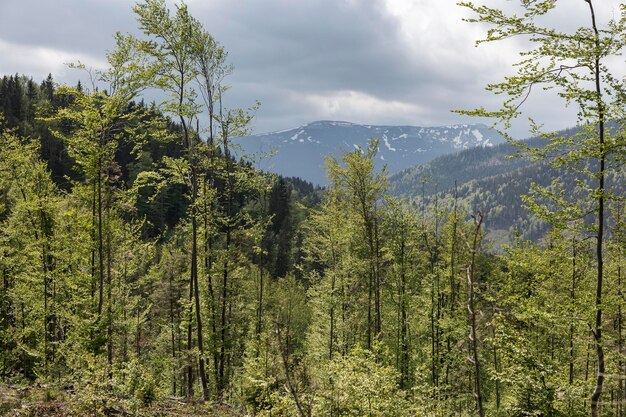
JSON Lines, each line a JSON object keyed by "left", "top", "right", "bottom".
{"left": 1, "top": 0, "right": 626, "bottom": 416}
{"left": 388, "top": 127, "right": 626, "bottom": 244}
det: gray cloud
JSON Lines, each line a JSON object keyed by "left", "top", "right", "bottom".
{"left": 199, "top": 0, "right": 416, "bottom": 95}
{"left": 0, "top": 0, "right": 622, "bottom": 138}
{"left": 0, "top": 0, "right": 134, "bottom": 53}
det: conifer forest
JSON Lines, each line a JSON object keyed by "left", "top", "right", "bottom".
{"left": 1, "top": 0, "right": 626, "bottom": 416}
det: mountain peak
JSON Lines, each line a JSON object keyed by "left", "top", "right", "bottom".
{"left": 238, "top": 121, "right": 504, "bottom": 185}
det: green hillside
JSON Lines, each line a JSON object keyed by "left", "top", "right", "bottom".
{"left": 389, "top": 129, "right": 625, "bottom": 243}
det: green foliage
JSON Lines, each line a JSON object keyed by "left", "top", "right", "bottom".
{"left": 457, "top": 2, "right": 626, "bottom": 415}
{"left": 314, "top": 346, "right": 415, "bottom": 417}
{"left": 238, "top": 335, "right": 282, "bottom": 414}
{"left": 1, "top": 1, "right": 626, "bottom": 417}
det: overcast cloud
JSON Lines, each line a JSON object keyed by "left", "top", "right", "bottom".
{"left": 0, "top": 0, "right": 623, "bottom": 138}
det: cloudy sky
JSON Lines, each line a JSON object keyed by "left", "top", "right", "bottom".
{"left": 0, "top": 0, "right": 623, "bottom": 138}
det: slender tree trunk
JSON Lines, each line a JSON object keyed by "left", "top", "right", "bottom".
{"left": 179, "top": 113, "right": 195, "bottom": 399}
{"left": 177, "top": 285, "right": 183, "bottom": 397}
{"left": 91, "top": 179, "right": 97, "bottom": 303}
{"left": 186, "top": 265, "right": 194, "bottom": 398}
{"left": 122, "top": 225, "right": 128, "bottom": 365}
{"left": 2, "top": 269, "right": 9, "bottom": 376}
{"left": 446, "top": 181, "right": 458, "bottom": 387}
{"left": 203, "top": 176, "right": 220, "bottom": 388}
{"left": 570, "top": 237, "right": 576, "bottom": 386}
{"left": 218, "top": 119, "right": 233, "bottom": 397}
{"left": 467, "top": 212, "right": 484, "bottom": 417}
{"left": 617, "top": 265, "right": 624, "bottom": 417}
{"left": 106, "top": 189, "right": 113, "bottom": 379}
{"left": 341, "top": 275, "right": 347, "bottom": 354}
{"left": 366, "top": 216, "right": 373, "bottom": 350}
{"left": 427, "top": 230, "right": 440, "bottom": 387}
{"left": 256, "top": 191, "right": 269, "bottom": 341}
{"left": 256, "top": 266, "right": 263, "bottom": 337}
{"left": 192, "top": 188, "right": 209, "bottom": 401}
{"left": 436, "top": 268, "right": 442, "bottom": 386}
{"left": 97, "top": 156, "right": 104, "bottom": 317}
{"left": 363, "top": 205, "right": 375, "bottom": 350}
{"left": 399, "top": 238, "right": 408, "bottom": 388}
{"left": 374, "top": 217, "right": 381, "bottom": 339}
{"left": 189, "top": 119, "right": 209, "bottom": 400}
{"left": 218, "top": 221, "right": 230, "bottom": 393}
{"left": 493, "top": 343, "right": 500, "bottom": 411}
{"left": 202, "top": 68, "right": 221, "bottom": 393}
{"left": 585, "top": 332, "right": 592, "bottom": 410}
{"left": 169, "top": 266, "right": 177, "bottom": 396}
{"left": 431, "top": 274, "right": 437, "bottom": 386}
{"left": 367, "top": 264, "right": 373, "bottom": 350}
{"left": 135, "top": 305, "right": 141, "bottom": 357}
{"left": 618, "top": 206, "right": 623, "bottom": 417}
{"left": 587, "top": 2, "right": 605, "bottom": 414}
{"left": 450, "top": 181, "right": 458, "bottom": 309}
{"left": 41, "top": 210, "right": 49, "bottom": 371}
{"left": 617, "top": 272, "right": 624, "bottom": 417}
{"left": 327, "top": 234, "right": 339, "bottom": 357}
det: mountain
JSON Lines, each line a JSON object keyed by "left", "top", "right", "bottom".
{"left": 388, "top": 137, "right": 549, "bottom": 243}
{"left": 235, "top": 120, "right": 504, "bottom": 185}
{"left": 388, "top": 127, "right": 625, "bottom": 244}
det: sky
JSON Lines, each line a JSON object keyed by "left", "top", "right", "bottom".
{"left": 0, "top": 0, "right": 623, "bottom": 139}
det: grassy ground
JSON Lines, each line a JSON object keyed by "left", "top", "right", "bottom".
{"left": 0, "top": 384, "right": 243, "bottom": 417}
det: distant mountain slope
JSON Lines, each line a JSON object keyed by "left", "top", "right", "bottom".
{"left": 389, "top": 128, "right": 624, "bottom": 243}
{"left": 236, "top": 120, "right": 504, "bottom": 185}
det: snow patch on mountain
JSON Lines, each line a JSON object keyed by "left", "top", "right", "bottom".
{"left": 236, "top": 120, "right": 505, "bottom": 185}
{"left": 291, "top": 130, "right": 305, "bottom": 141}
{"left": 382, "top": 134, "right": 396, "bottom": 151}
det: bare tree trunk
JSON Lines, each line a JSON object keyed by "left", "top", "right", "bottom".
{"left": 366, "top": 217, "right": 373, "bottom": 350}
{"left": 122, "top": 226, "right": 128, "bottom": 366}
{"left": 570, "top": 237, "right": 576, "bottom": 387}
{"left": 179, "top": 112, "right": 195, "bottom": 399}
{"left": 618, "top": 206, "right": 623, "bottom": 417}
{"left": 40, "top": 210, "right": 50, "bottom": 372}
{"left": 218, "top": 112, "right": 234, "bottom": 397}
{"left": 217, "top": 204, "right": 230, "bottom": 394}
{"left": 467, "top": 212, "right": 484, "bottom": 417}
{"left": 169, "top": 266, "right": 177, "bottom": 396}
{"left": 431, "top": 275, "right": 437, "bottom": 386}
{"left": 446, "top": 181, "right": 459, "bottom": 387}
{"left": 97, "top": 156, "right": 104, "bottom": 317}
{"left": 190, "top": 119, "right": 209, "bottom": 400}
{"left": 186, "top": 271, "right": 193, "bottom": 398}
{"left": 493, "top": 343, "right": 500, "bottom": 411}
{"left": 91, "top": 179, "right": 97, "bottom": 303}
{"left": 191, "top": 166, "right": 209, "bottom": 401}
{"left": 204, "top": 176, "right": 220, "bottom": 389}
{"left": 374, "top": 217, "right": 382, "bottom": 339}
{"left": 329, "top": 243, "right": 337, "bottom": 359}
{"left": 399, "top": 238, "right": 409, "bottom": 388}
{"left": 587, "top": 2, "right": 606, "bottom": 414}
{"left": 106, "top": 189, "right": 113, "bottom": 379}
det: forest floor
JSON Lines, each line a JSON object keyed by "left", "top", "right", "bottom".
{"left": 0, "top": 384, "right": 243, "bottom": 417}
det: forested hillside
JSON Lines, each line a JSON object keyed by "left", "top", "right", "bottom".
{"left": 389, "top": 129, "right": 626, "bottom": 243}
{"left": 0, "top": 1, "right": 625, "bottom": 417}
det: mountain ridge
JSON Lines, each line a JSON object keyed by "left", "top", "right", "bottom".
{"left": 236, "top": 120, "right": 505, "bottom": 185}
{"left": 388, "top": 126, "right": 625, "bottom": 244}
